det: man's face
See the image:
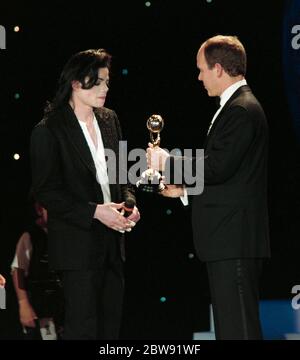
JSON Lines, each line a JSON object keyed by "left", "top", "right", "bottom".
{"left": 74, "top": 67, "right": 109, "bottom": 108}
{"left": 196, "top": 48, "right": 219, "bottom": 97}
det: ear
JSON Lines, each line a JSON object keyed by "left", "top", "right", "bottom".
{"left": 71, "top": 80, "right": 82, "bottom": 91}
{"left": 214, "top": 63, "right": 223, "bottom": 77}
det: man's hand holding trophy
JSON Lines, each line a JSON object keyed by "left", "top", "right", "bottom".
{"left": 136, "top": 114, "right": 166, "bottom": 193}
{"left": 136, "top": 114, "right": 184, "bottom": 198}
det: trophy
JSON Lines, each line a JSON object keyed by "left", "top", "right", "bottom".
{"left": 136, "top": 114, "right": 166, "bottom": 193}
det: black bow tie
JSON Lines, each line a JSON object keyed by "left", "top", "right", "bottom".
{"left": 215, "top": 96, "right": 221, "bottom": 108}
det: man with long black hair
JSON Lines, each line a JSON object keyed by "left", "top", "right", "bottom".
{"left": 30, "top": 49, "right": 140, "bottom": 339}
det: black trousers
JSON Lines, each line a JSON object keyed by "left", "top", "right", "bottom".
{"left": 206, "top": 258, "right": 263, "bottom": 340}
{"left": 61, "top": 240, "right": 124, "bottom": 340}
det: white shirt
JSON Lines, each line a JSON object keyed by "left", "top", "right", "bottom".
{"left": 78, "top": 115, "right": 111, "bottom": 204}
{"left": 207, "top": 79, "right": 247, "bottom": 135}
{"left": 11, "top": 233, "right": 32, "bottom": 275}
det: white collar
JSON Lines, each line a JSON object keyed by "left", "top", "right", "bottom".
{"left": 219, "top": 79, "right": 247, "bottom": 108}
{"left": 78, "top": 113, "right": 97, "bottom": 127}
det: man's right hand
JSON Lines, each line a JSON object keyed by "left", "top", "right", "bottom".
{"left": 94, "top": 203, "right": 135, "bottom": 233}
{"left": 146, "top": 143, "right": 170, "bottom": 171}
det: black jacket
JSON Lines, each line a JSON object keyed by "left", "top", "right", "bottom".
{"left": 30, "top": 105, "right": 135, "bottom": 270}
{"left": 169, "top": 85, "right": 270, "bottom": 261}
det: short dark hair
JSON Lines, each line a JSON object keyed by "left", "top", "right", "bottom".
{"left": 202, "top": 35, "right": 246, "bottom": 77}
{"left": 45, "top": 48, "right": 111, "bottom": 113}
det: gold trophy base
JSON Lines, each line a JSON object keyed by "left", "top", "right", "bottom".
{"left": 136, "top": 169, "right": 165, "bottom": 193}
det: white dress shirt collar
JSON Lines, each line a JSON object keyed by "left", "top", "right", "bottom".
{"left": 207, "top": 79, "right": 247, "bottom": 136}
{"left": 219, "top": 78, "right": 247, "bottom": 108}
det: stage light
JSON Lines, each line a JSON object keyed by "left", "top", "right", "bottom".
{"left": 13, "top": 153, "right": 20, "bottom": 160}
{"left": 188, "top": 253, "right": 195, "bottom": 259}
{"left": 166, "top": 209, "right": 172, "bottom": 215}
{"left": 122, "top": 68, "right": 128, "bottom": 76}
{"left": 145, "top": 1, "right": 151, "bottom": 7}
{"left": 14, "top": 93, "right": 20, "bottom": 100}
{"left": 206, "top": 0, "right": 213, "bottom": 3}
{"left": 160, "top": 296, "right": 167, "bottom": 303}
{"left": 14, "top": 26, "right": 20, "bottom": 32}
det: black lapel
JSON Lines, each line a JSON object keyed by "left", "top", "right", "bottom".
{"left": 61, "top": 105, "right": 97, "bottom": 178}
{"left": 94, "top": 108, "right": 119, "bottom": 201}
{"left": 204, "top": 85, "right": 251, "bottom": 148}
{"left": 95, "top": 108, "right": 114, "bottom": 152}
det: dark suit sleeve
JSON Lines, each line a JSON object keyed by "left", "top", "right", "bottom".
{"left": 112, "top": 111, "right": 136, "bottom": 204}
{"left": 30, "top": 124, "right": 97, "bottom": 230}
{"left": 165, "top": 106, "right": 255, "bottom": 186}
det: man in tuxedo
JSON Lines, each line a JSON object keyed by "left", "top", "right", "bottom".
{"left": 147, "top": 35, "right": 270, "bottom": 339}
{"left": 30, "top": 49, "right": 140, "bottom": 339}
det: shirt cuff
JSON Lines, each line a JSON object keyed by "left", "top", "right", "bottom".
{"left": 180, "top": 187, "right": 189, "bottom": 206}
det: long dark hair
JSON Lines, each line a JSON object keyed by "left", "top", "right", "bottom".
{"left": 45, "top": 48, "right": 111, "bottom": 114}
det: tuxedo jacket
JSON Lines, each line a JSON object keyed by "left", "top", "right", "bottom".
{"left": 169, "top": 85, "right": 270, "bottom": 262}
{"left": 30, "top": 105, "right": 135, "bottom": 270}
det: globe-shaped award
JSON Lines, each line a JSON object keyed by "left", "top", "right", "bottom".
{"left": 136, "top": 114, "right": 166, "bottom": 193}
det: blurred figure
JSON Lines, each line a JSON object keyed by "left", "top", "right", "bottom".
{"left": 0, "top": 273, "right": 5, "bottom": 310}
{"left": 11, "top": 201, "right": 64, "bottom": 340}
{"left": 0, "top": 274, "right": 5, "bottom": 287}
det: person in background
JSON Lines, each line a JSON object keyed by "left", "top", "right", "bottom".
{"left": 0, "top": 273, "right": 5, "bottom": 310}
{"left": 0, "top": 274, "right": 5, "bottom": 287}
{"left": 11, "top": 201, "right": 64, "bottom": 340}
